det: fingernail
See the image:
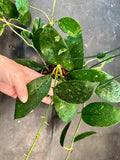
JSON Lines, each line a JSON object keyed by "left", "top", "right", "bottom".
{"left": 21, "top": 96, "right": 28, "bottom": 103}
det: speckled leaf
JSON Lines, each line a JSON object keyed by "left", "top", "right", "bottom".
{"left": 14, "top": 75, "right": 52, "bottom": 119}
{"left": 54, "top": 80, "right": 99, "bottom": 104}
{"left": 60, "top": 121, "right": 71, "bottom": 147}
{"left": 61, "top": 36, "right": 84, "bottom": 71}
{"left": 16, "top": 0, "right": 29, "bottom": 15}
{"left": 58, "top": 17, "right": 82, "bottom": 37}
{"left": 96, "top": 80, "right": 120, "bottom": 103}
{"left": 69, "top": 69, "right": 120, "bottom": 103}
{"left": 69, "top": 69, "right": 113, "bottom": 83}
{"left": 32, "top": 28, "right": 43, "bottom": 50}
{"left": 15, "top": 59, "right": 42, "bottom": 71}
{"left": 0, "top": 0, "right": 19, "bottom": 18}
{"left": 82, "top": 102, "right": 120, "bottom": 127}
{"left": 18, "top": 10, "right": 31, "bottom": 27}
{"left": 54, "top": 94, "right": 78, "bottom": 122}
{"left": 32, "top": 17, "right": 44, "bottom": 34}
{"left": 39, "top": 24, "right": 69, "bottom": 65}
{"left": 0, "top": 25, "right": 4, "bottom": 36}
{"left": 74, "top": 131, "right": 96, "bottom": 143}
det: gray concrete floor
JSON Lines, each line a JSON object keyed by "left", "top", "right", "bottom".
{"left": 0, "top": 0, "right": 120, "bottom": 160}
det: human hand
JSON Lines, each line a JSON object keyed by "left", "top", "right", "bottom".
{"left": 0, "top": 55, "right": 54, "bottom": 104}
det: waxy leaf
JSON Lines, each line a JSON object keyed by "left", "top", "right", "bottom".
{"left": 69, "top": 69, "right": 120, "bottom": 103}
{"left": 97, "top": 51, "right": 107, "bottom": 59}
{"left": 18, "top": 10, "right": 31, "bottom": 27}
{"left": 54, "top": 80, "right": 99, "bottom": 104}
{"left": 61, "top": 36, "right": 84, "bottom": 71}
{"left": 74, "top": 131, "right": 96, "bottom": 143}
{"left": 22, "top": 30, "right": 32, "bottom": 39}
{"left": 32, "top": 28, "right": 43, "bottom": 50}
{"left": 16, "top": 0, "right": 29, "bottom": 15}
{"left": 0, "top": 25, "right": 4, "bottom": 36}
{"left": 0, "top": 0, "right": 19, "bottom": 18}
{"left": 82, "top": 102, "right": 120, "bottom": 127}
{"left": 54, "top": 94, "right": 78, "bottom": 122}
{"left": 32, "top": 17, "right": 44, "bottom": 34}
{"left": 14, "top": 75, "right": 52, "bottom": 119}
{"left": 40, "top": 24, "right": 69, "bottom": 65}
{"left": 15, "top": 59, "right": 42, "bottom": 71}
{"left": 60, "top": 121, "right": 71, "bottom": 147}
{"left": 0, "top": 7, "right": 3, "bottom": 17}
{"left": 96, "top": 80, "right": 120, "bottom": 103}
{"left": 69, "top": 69, "right": 113, "bottom": 83}
{"left": 58, "top": 17, "right": 82, "bottom": 37}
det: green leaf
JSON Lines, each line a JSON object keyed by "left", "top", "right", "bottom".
{"left": 14, "top": 59, "right": 42, "bottom": 71}
{"left": 16, "top": 0, "right": 29, "bottom": 15}
{"left": 69, "top": 69, "right": 113, "bottom": 83}
{"left": 0, "top": 25, "right": 4, "bottom": 36}
{"left": 58, "top": 17, "right": 82, "bottom": 37}
{"left": 18, "top": 10, "right": 31, "bottom": 27}
{"left": 60, "top": 121, "right": 71, "bottom": 147}
{"left": 22, "top": 30, "right": 32, "bottom": 39}
{"left": 61, "top": 36, "right": 84, "bottom": 71}
{"left": 54, "top": 94, "right": 78, "bottom": 122}
{"left": 32, "top": 17, "right": 44, "bottom": 34}
{"left": 69, "top": 69, "right": 120, "bottom": 103}
{"left": 14, "top": 75, "right": 52, "bottom": 119}
{"left": 74, "top": 131, "right": 96, "bottom": 143}
{"left": 32, "top": 28, "right": 43, "bottom": 51}
{"left": 97, "top": 51, "right": 107, "bottom": 59}
{"left": 39, "top": 24, "right": 69, "bottom": 65}
{"left": 54, "top": 80, "right": 99, "bottom": 104}
{"left": 96, "top": 80, "right": 120, "bottom": 103}
{"left": 0, "top": 7, "right": 3, "bottom": 17}
{"left": 105, "top": 55, "right": 114, "bottom": 63}
{"left": 82, "top": 102, "right": 120, "bottom": 127}
{"left": 0, "top": 0, "right": 19, "bottom": 18}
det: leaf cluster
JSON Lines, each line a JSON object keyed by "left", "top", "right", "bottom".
{"left": 0, "top": 0, "right": 120, "bottom": 159}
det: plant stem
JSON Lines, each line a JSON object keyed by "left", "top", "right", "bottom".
{"left": 25, "top": 100, "right": 53, "bottom": 160}
{"left": 90, "top": 54, "right": 120, "bottom": 69}
{"left": 51, "top": 0, "right": 56, "bottom": 24}
{"left": 65, "top": 46, "right": 120, "bottom": 60}
{"left": 84, "top": 58, "right": 97, "bottom": 66}
{"left": 8, "top": 22, "right": 29, "bottom": 32}
{"left": 5, "top": 19, "right": 32, "bottom": 47}
{"left": 65, "top": 103, "right": 85, "bottom": 160}
{"left": 65, "top": 116, "right": 82, "bottom": 160}
{"left": 3, "top": 17, "right": 48, "bottom": 70}
{"left": 30, "top": 6, "right": 50, "bottom": 23}
{"left": 98, "top": 74, "right": 120, "bottom": 87}
{"left": 33, "top": 47, "right": 49, "bottom": 71}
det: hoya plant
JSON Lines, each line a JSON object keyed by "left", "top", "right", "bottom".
{"left": 0, "top": 0, "right": 120, "bottom": 160}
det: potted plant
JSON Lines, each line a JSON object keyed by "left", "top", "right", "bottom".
{"left": 0, "top": 0, "right": 120, "bottom": 160}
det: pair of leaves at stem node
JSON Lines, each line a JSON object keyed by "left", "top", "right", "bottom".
{"left": 60, "top": 101, "right": 120, "bottom": 147}
{"left": 60, "top": 121, "right": 96, "bottom": 147}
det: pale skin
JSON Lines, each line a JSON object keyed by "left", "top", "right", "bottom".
{"left": 0, "top": 55, "right": 54, "bottom": 104}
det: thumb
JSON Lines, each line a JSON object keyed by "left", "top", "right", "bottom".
{"left": 13, "top": 72, "right": 28, "bottom": 103}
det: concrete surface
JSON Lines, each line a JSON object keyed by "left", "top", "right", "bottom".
{"left": 0, "top": 0, "right": 120, "bottom": 160}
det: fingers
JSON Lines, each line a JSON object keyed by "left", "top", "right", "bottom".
{"left": 0, "top": 82, "right": 17, "bottom": 99}
{"left": 12, "top": 71, "right": 28, "bottom": 103}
